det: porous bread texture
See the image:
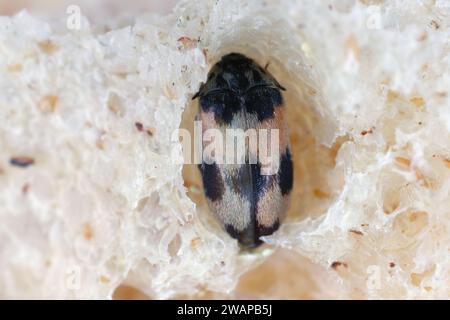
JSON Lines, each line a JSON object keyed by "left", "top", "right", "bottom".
{"left": 0, "top": 0, "right": 449, "bottom": 299}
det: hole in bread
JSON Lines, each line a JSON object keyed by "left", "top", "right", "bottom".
{"left": 180, "top": 52, "right": 343, "bottom": 227}
{"left": 178, "top": 27, "right": 344, "bottom": 298}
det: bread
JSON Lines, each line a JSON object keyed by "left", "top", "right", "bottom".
{"left": 0, "top": 0, "right": 448, "bottom": 299}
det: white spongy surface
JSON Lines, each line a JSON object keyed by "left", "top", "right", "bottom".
{"left": 0, "top": 0, "right": 449, "bottom": 299}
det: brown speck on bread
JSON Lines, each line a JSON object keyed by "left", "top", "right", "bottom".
{"left": 349, "top": 229, "right": 364, "bottom": 236}
{"left": 135, "top": 122, "right": 154, "bottom": 137}
{"left": 389, "top": 262, "right": 396, "bottom": 268}
{"left": 10, "top": 156, "right": 35, "bottom": 168}
{"left": 39, "top": 95, "right": 58, "bottom": 113}
{"left": 82, "top": 223, "right": 94, "bottom": 240}
{"left": 135, "top": 122, "right": 144, "bottom": 131}
{"left": 146, "top": 128, "right": 154, "bottom": 137}
{"left": 409, "top": 96, "right": 425, "bottom": 109}
{"left": 331, "top": 261, "right": 348, "bottom": 270}
{"left": 99, "top": 276, "right": 110, "bottom": 284}
{"left": 38, "top": 40, "right": 59, "bottom": 54}
{"left": 395, "top": 156, "right": 411, "bottom": 168}
{"left": 177, "top": 36, "right": 198, "bottom": 50}
{"left": 361, "top": 127, "right": 374, "bottom": 136}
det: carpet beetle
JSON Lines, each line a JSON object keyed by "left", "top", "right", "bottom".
{"left": 193, "top": 53, "right": 293, "bottom": 248}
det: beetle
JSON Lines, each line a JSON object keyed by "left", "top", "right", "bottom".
{"left": 193, "top": 53, "right": 293, "bottom": 248}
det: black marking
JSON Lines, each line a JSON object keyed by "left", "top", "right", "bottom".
{"left": 257, "top": 219, "right": 280, "bottom": 237}
{"left": 225, "top": 224, "right": 240, "bottom": 239}
{"left": 194, "top": 53, "right": 286, "bottom": 124}
{"left": 221, "top": 162, "right": 276, "bottom": 248}
{"left": 226, "top": 166, "right": 251, "bottom": 197}
{"left": 199, "top": 163, "right": 224, "bottom": 201}
{"left": 278, "top": 149, "right": 293, "bottom": 195}
{"left": 199, "top": 90, "right": 241, "bottom": 125}
{"left": 250, "top": 162, "right": 272, "bottom": 204}
{"left": 244, "top": 86, "right": 282, "bottom": 121}
{"left": 225, "top": 224, "right": 263, "bottom": 248}
{"left": 224, "top": 162, "right": 273, "bottom": 207}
